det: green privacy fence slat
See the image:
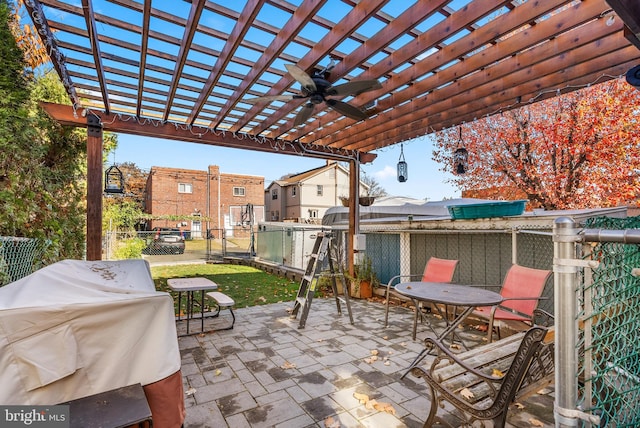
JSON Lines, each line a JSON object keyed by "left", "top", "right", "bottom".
{"left": 0, "top": 237, "right": 49, "bottom": 286}
{"left": 580, "top": 217, "right": 640, "bottom": 427}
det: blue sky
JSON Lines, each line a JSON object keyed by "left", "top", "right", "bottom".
{"left": 114, "top": 133, "right": 461, "bottom": 201}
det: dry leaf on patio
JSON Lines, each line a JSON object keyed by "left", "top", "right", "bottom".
{"left": 514, "top": 402, "right": 525, "bottom": 409}
{"left": 353, "top": 392, "right": 369, "bottom": 404}
{"left": 536, "top": 387, "right": 552, "bottom": 395}
{"left": 384, "top": 361, "right": 390, "bottom": 366}
{"left": 370, "top": 349, "right": 379, "bottom": 356}
{"left": 215, "top": 369, "right": 222, "bottom": 376}
{"left": 529, "top": 418, "right": 544, "bottom": 427}
{"left": 281, "top": 361, "right": 296, "bottom": 369}
{"left": 365, "top": 398, "right": 378, "bottom": 410}
{"left": 449, "top": 344, "right": 461, "bottom": 350}
{"left": 185, "top": 387, "right": 196, "bottom": 396}
{"left": 460, "top": 388, "right": 474, "bottom": 400}
{"left": 324, "top": 416, "right": 341, "bottom": 428}
{"left": 492, "top": 368, "right": 505, "bottom": 378}
{"left": 373, "top": 401, "right": 397, "bottom": 415}
{"left": 382, "top": 336, "right": 388, "bottom": 340}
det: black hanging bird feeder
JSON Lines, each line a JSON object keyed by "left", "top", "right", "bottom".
{"left": 397, "top": 143, "right": 408, "bottom": 182}
{"left": 453, "top": 126, "right": 468, "bottom": 175}
{"left": 104, "top": 164, "right": 124, "bottom": 194}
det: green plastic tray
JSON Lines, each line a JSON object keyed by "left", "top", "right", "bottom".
{"left": 447, "top": 200, "right": 526, "bottom": 220}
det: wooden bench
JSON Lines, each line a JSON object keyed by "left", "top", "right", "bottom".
{"left": 410, "top": 325, "right": 554, "bottom": 428}
{"left": 206, "top": 291, "right": 235, "bottom": 330}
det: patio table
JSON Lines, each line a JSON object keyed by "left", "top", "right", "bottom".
{"left": 167, "top": 277, "right": 218, "bottom": 336}
{"left": 394, "top": 281, "right": 503, "bottom": 377}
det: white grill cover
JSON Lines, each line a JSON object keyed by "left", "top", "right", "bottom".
{"left": 0, "top": 259, "right": 180, "bottom": 404}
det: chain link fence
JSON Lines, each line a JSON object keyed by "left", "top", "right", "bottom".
{"left": 577, "top": 216, "right": 640, "bottom": 427}
{"left": 104, "top": 227, "right": 258, "bottom": 263}
{"left": 0, "top": 237, "right": 50, "bottom": 286}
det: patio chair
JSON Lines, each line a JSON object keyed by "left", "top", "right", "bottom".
{"left": 384, "top": 257, "right": 459, "bottom": 327}
{"left": 472, "top": 264, "right": 552, "bottom": 343}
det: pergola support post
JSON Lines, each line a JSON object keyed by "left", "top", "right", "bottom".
{"left": 86, "top": 114, "right": 103, "bottom": 261}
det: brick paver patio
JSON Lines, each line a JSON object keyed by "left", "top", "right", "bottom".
{"left": 177, "top": 298, "right": 555, "bottom": 427}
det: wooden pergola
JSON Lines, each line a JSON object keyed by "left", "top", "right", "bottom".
{"left": 23, "top": 0, "right": 640, "bottom": 269}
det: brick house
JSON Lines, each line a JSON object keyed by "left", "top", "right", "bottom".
{"left": 145, "top": 165, "right": 264, "bottom": 238}
{"left": 265, "top": 162, "right": 369, "bottom": 224}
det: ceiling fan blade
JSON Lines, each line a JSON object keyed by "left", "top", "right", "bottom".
{"left": 285, "top": 64, "right": 317, "bottom": 93}
{"left": 244, "top": 95, "right": 296, "bottom": 104}
{"left": 326, "top": 99, "right": 367, "bottom": 121}
{"left": 326, "top": 80, "right": 382, "bottom": 97}
{"left": 294, "top": 102, "right": 315, "bottom": 126}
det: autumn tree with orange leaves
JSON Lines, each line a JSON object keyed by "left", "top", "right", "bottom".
{"left": 433, "top": 79, "right": 640, "bottom": 210}
{"left": 8, "top": 0, "right": 49, "bottom": 69}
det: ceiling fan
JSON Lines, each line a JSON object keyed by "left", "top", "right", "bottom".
{"left": 245, "top": 63, "right": 382, "bottom": 126}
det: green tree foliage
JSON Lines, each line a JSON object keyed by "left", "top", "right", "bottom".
{"left": 0, "top": 1, "right": 86, "bottom": 261}
{"left": 103, "top": 199, "right": 145, "bottom": 232}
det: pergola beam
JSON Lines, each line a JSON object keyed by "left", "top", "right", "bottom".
{"left": 606, "top": 0, "right": 640, "bottom": 49}
{"left": 38, "top": 102, "right": 376, "bottom": 163}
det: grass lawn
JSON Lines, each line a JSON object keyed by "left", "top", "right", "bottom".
{"left": 151, "top": 263, "right": 301, "bottom": 315}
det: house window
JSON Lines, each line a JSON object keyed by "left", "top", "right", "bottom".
{"left": 178, "top": 183, "right": 192, "bottom": 193}
{"left": 309, "top": 209, "right": 318, "bottom": 218}
{"left": 291, "top": 187, "right": 296, "bottom": 197}
{"left": 233, "top": 187, "right": 245, "bottom": 196}
{"left": 272, "top": 189, "right": 278, "bottom": 200}
{"left": 317, "top": 185, "right": 323, "bottom": 196}
{"left": 271, "top": 211, "right": 279, "bottom": 221}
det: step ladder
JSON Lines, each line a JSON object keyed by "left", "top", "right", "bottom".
{"left": 289, "top": 232, "right": 354, "bottom": 329}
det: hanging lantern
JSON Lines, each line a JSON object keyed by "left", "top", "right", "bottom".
{"left": 626, "top": 64, "right": 640, "bottom": 90}
{"left": 104, "top": 164, "right": 124, "bottom": 194}
{"left": 453, "top": 126, "right": 468, "bottom": 175}
{"left": 397, "top": 143, "right": 408, "bottom": 182}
